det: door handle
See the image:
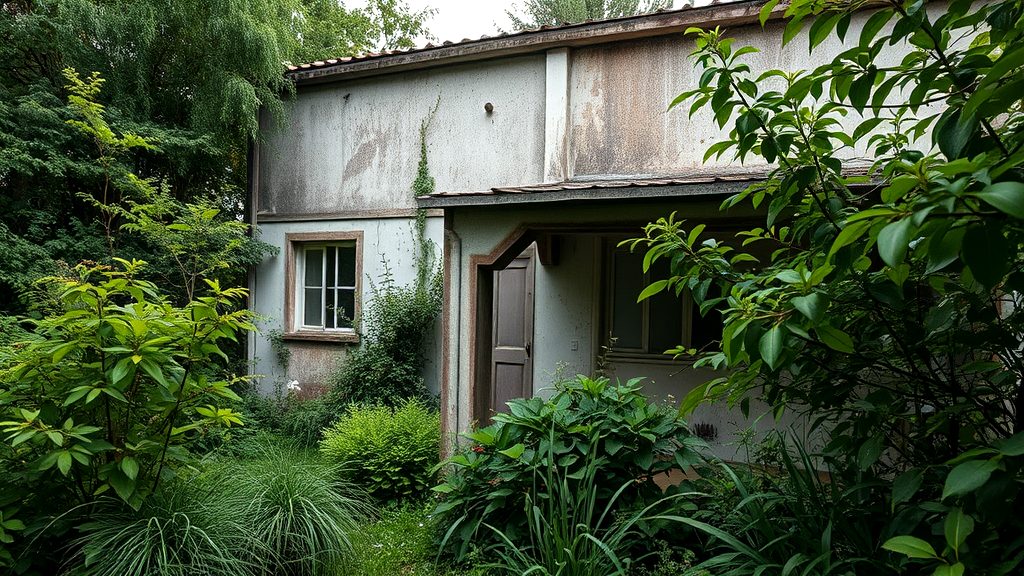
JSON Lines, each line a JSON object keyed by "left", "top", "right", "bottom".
{"left": 525, "top": 342, "right": 531, "bottom": 358}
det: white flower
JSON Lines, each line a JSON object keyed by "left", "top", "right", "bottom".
{"left": 286, "top": 380, "right": 301, "bottom": 392}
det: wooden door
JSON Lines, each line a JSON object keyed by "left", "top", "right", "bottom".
{"left": 489, "top": 252, "right": 535, "bottom": 416}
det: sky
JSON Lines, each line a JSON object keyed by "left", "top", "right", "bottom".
{"left": 348, "top": 1, "right": 692, "bottom": 46}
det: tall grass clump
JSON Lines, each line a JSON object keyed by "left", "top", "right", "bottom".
{"left": 238, "top": 443, "right": 369, "bottom": 575}
{"left": 320, "top": 399, "right": 440, "bottom": 504}
{"left": 71, "top": 476, "right": 265, "bottom": 576}
{"left": 70, "top": 440, "right": 368, "bottom": 576}
{"left": 483, "top": 431, "right": 693, "bottom": 576}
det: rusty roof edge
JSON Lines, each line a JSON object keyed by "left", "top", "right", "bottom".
{"left": 287, "top": 0, "right": 769, "bottom": 85}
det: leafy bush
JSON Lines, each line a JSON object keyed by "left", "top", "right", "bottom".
{"left": 325, "top": 263, "right": 441, "bottom": 408}
{"left": 433, "top": 375, "right": 702, "bottom": 560}
{"left": 486, "top": 429, "right": 693, "bottom": 576}
{"left": 0, "top": 260, "right": 252, "bottom": 511}
{"left": 679, "top": 436, "right": 890, "bottom": 575}
{"left": 321, "top": 399, "right": 440, "bottom": 504}
{"left": 71, "top": 439, "right": 368, "bottom": 576}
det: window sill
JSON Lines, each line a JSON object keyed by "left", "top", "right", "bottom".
{"left": 605, "top": 352, "right": 697, "bottom": 366}
{"left": 282, "top": 331, "right": 360, "bottom": 344}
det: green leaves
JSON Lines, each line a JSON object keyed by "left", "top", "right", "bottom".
{"left": 877, "top": 218, "right": 917, "bottom": 267}
{"left": 815, "top": 325, "right": 854, "bottom": 353}
{"left": 759, "top": 325, "right": 785, "bottom": 370}
{"left": 791, "top": 293, "right": 826, "bottom": 324}
{"left": 961, "top": 223, "right": 1010, "bottom": 288}
{"left": 974, "top": 182, "right": 1024, "bottom": 219}
{"left": 942, "top": 459, "right": 997, "bottom": 500}
{"left": 883, "top": 535, "right": 938, "bottom": 559}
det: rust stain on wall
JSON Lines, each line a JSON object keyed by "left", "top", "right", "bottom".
{"left": 572, "top": 37, "right": 673, "bottom": 176}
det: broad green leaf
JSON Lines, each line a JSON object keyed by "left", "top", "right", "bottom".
{"left": 859, "top": 9, "right": 894, "bottom": 48}
{"left": 974, "top": 182, "right": 1024, "bottom": 219}
{"left": 944, "top": 508, "right": 974, "bottom": 552}
{"left": 57, "top": 451, "right": 72, "bottom": 475}
{"left": 121, "top": 457, "right": 139, "bottom": 481}
{"left": 881, "top": 175, "right": 918, "bottom": 203}
{"left": 759, "top": 0, "right": 780, "bottom": 27}
{"left": 882, "top": 535, "right": 938, "bottom": 559}
{"left": 858, "top": 435, "right": 884, "bottom": 470}
{"left": 637, "top": 279, "right": 669, "bottom": 303}
{"left": 996, "top": 432, "right": 1024, "bottom": 456}
{"left": 892, "top": 468, "right": 924, "bottom": 507}
{"left": 759, "top": 325, "right": 785, "bottom": 370}
{"left": 791, "top": 293, "right": 826, "bottom": 324}
{"left": 499, "top": 443, "right": 525, "bottom": 459}
{"left": 877, "top": 218, "right": 916, "bottom": 267}
{"left": 961, "top": 223, "right": 1010, "bottom": 289}
{"left": 932, "top": 563, "right": 965, "bottom": 576}
{"left": 935, "top": 109, "right": 976, "bottom": 160}
{"left": 828, "top": 220, "right": 872, "bottom": 257}
{"left": 816, "top": 325, "right": 854, "bottom": 353}
{"left": 942, "top": 459, "right": 997, "bottom": 500}
{"left": 108, "top": 469, "right": 136, "bottom": 502}
{"left": 926, "top": 225, "right": 964, "bottom": 273}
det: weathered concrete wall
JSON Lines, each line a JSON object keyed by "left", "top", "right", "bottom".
{"left": 258, "top": 55, "right": 547, "bottom": 217}
{"left": 566, "top": 11, "right": 921, "bottom": 179}
{"left": 251, "top": 216, "right": 444, "bottom": 395}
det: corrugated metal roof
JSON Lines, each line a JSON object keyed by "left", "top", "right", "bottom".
{"left": 424, "top": 172, "right": 765, "bottom": 198}
{"left": 415, "top": 163, "right": 876, "bottom": 208}
{"left": 285, "top": 0, "right": 763, "bottom": 81}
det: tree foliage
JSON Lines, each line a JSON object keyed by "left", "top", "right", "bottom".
{"left": 507, "top": 0, "right": 672, "bottom": 30}
{"left": 629, "top": 0, "right": 1024, "bottom": 572}
{"left": 0, "top": 0, "right": 430, "bottom": 316}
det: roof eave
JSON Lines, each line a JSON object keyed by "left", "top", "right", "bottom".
{"left": 287, "top": 0, "right": 770, "bottom": 85}
{"left": 415, "top": 179, "right": 754, "bottom": 209}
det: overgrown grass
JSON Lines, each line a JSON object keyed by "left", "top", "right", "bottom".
{"left": 72, "top": 437, "right": 368, "bottom": 576}
{"left": 348, "top": 502, "right": 479, "bottom": 576}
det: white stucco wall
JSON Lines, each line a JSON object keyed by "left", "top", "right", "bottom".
{"left": 251, "top": 216, "right": 444, "bottom": 395}
{"left": 257, "top": 55, "right": 547, "bottom": 217}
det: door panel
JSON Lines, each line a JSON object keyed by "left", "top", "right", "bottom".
{"left": 490, "top": 251, "right": 535, "bottom": 416}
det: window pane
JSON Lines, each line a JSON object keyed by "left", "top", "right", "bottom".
{"left": 336, "top": 289, "right": 355, "bottom": 329}
{"left": 304, "top": 249, "right": 323, "bottom": 286}
{"left": 611, "top": 250, "right": 644, "bottom": 349}
{"left": 338, "top": 246, "right": 356, "bottom": 287}
{"left": 326, "top": 247, "right": 336, "bottom": 289}
{"left": 690, "top": 297, "right": 724, "bottom": 351}
{"left": 324, "top": 287, "right": 336, "bottom": 329}
{"left": 648, "top": 257, "right": 684, "bottom": 352}
{"left": 303, "top": 287, "right": 322, "bottom": 326}
{"left": 648, "top": 289, "right": 684, "bottom": 353}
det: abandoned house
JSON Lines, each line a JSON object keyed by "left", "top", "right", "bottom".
{"left": 248, "top": 0, "right": 896, "bottom": 455}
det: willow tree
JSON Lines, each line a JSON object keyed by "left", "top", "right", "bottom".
{"left": 507, "top": 0, "right": 672, "bottom": 30}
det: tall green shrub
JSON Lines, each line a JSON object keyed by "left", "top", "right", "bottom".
{"left": 0, "top": 260, "right": 253, "bottom": 570}
{"left": 320, "top": 399, "right": 441, "bottom": 505}
{"left": 629, "top": 0, "right": 1024, "bottom": 572}
{"left": 433, "top": 375, "right": 702, "bottom": 561}
{"left": 325, "top": 263, "right": 442, "bottom": 408}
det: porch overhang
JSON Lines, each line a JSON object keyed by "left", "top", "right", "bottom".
{"left": 415, "top": 172, "right": 767, "bottom": 210}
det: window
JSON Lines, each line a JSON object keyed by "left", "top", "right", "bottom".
{"left": 285, "top": 232, "right": 362, "bottom": 342}
{"left": 604, "top": 243, "right": 722, "bottom": 358}
{"left": 300, "top": 244, "right": 357, "bottom": 330}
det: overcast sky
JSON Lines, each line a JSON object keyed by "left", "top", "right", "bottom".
{"left": 348, "top": 1, "right": 692, "bottom": 46}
